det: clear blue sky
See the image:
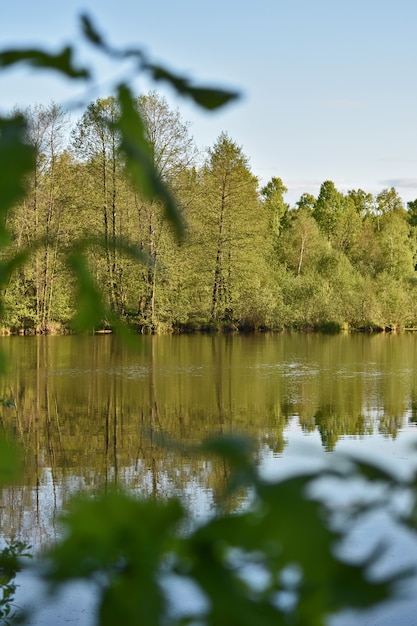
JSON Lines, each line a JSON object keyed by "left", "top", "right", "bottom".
{"left": 2, "top": 0, "right": 417, "bottom": 205}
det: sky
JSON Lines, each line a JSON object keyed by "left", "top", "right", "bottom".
{"left": 2, "top": 0, "right": 417, "bottom": 206}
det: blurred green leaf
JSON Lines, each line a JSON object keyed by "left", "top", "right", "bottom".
{"left": 0, "top": 350, "right": 7, "bottom": 375}
{"left": 0, "top": 240, "right": 44, "bottom": 289}
{"left": 47, "top": 492, "right": 183, "bottom": 625}
{"left": 351, "top": 456, "right": 405, "bottom": 486}
{"left": 48, "top": 491, "right": 183, "bottom": 578}
{"left": 80, "top": 14, "right": 104, "bottom": 47}
{"left": 68, "top": 252, "right": 109, "bottom": 331}
{"left": 0, "top": 541, "right": 32, "bottom": 624}
{"left": 186, "top": 86, "right": 240, "bottom": 110}
{"left": 145, "top": 64, "right": 239, "bottom": 110}
{"left": 0, "top": 115, "right": 35, "bottom": 225}
{"left": 200, "top": 433, "right": 254, "bottom": 463}
{"left": 0, "top": 47, "right": 89, "bottom": 79}
{"left": 65, "top": 236, "right": 149, "bottom": 336}
{"left": 0, "top": 438, "right": 21, "bottom": 485}
{"left": 183, "top": 466, "right": 406, "bottom": 626}
{"left": 116, "top": 84, "right": 184, "bottom": 237}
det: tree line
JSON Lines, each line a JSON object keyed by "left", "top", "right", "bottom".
{"left": 4, "top": 92, "right": 417, "bottom": 334}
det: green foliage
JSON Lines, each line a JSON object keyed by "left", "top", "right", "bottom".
{"left": 0, "top": 13, "right": 238, "bottom": 334}
{"left": 78, "top": 14, "right": 239, "bottom": 111}
{"left": 145, "top": 65, "right": 239, "bottom": 110}
{"left": 117, "top": 85, "right": 183, "bottom": 236}
{"left": 346, "top": 188, "right": 374, "bottom": 218}
{"left": 0, "top": 47, "right": 89, "bottom": 80}
{"left": 261, "top": 177, "right": 290, "bottom": 238}
{"left": 199, "top": 132, "right": 266, "bottom": 327}
{"left": 407, "top": 198, "right": 417, "bottom": 227}
{"left": 2, "top": 52, "right": 417, "bottom": 332}
{"left": 43, "top": 436, "right": 415, "bottom": 626}
{"left": 312, "top": 180, "right": 344, "bottom": 244}
{"left": 47, "top": 493, "right": 183, "bottom": 626}
{"left": 0, "top": 116, "right": 35, "bottom": 233}
{"left": 0, "top": 541, "right": 31, "bottom": 625}
{"left": 0, "top": 439, "right": 29, "bottom": 624}
{"left": 0, "top": 438, "right": 21, "bottom": 486}
{"left": 2, "top": 11, "right": 417, "bottom": 626}
{"left": 376, "top": 187, "right": 406, "bottom": 217}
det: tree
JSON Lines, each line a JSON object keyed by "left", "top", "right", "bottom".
{"left": 346, "top": 188, "right": 374, "bottom": 218}
{"left": 71, "top": 97, "right": 126, "bottom": 315}
{"left": 296, "top": 192, "right": 316, "bottom": 213}
{"left": 312, "top": 180, "right": 344, "bottom": 245}
{"left": 3, "top": 103, "right": 72, "bottom": 331}
{"left": 279, "top": 207, "right": 323, "bottom": 277}
{"left": 377, "top": 209, "right": 414, "bottom": 278}
{"left": 332, "top": 194, "right": 364, "bottom": 256}
{"left": 261, "top": 176, "right": 290, "bottom": 240}
{"left": 138, "top": 91, "right": 197, "bottom": 183}
{"left": 375, "top": 186, "right": 406, "bottom": 217}
{"left": 201, "top": 133, "right": 265, "bottom": 326}
{"left": 133, "top": 92, "right": 197, "bottom": 330}
{"left": 407, "top": 198, "right": 417, "bottom": 227}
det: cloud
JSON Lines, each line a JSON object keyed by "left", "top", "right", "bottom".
{"left": 380, "top": 178, "right": 417, "bottom": 189}
{"left": 378, "top": 158, "right": 417, "bottom": 163}
{"left": 318, "top": 98, "right": 363, "bottom": 109}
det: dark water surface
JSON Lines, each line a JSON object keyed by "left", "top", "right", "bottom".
{"left": 1, "top": 332, "right": 417, "bottom": 624}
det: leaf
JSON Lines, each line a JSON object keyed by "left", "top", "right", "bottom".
{"left": 185, "top": 468, "right": 407, "bottom": 626}
{"left": 79, "top": 15, "right": 146, "bottom": 65}
{"left": 0, "top": 242, "right": 43, "bottom": 289}
{"left": 80, "top": 14, "right": 104, "bottom": 47}
{"left": 67, "top": 252, "right": 109, "bottom": 330}
{"left": 0, "top": 438, "right": 21, "bottom": 485}
{"left": 0, "top": 350, "right": 7, "bottom": 375}
{"left": 110, "top": 318, "right": 142, "bottom": 350}
{"left": 145, "top": 63, "right": 239, "bottom": 110}
{"left": 200, "top": 434, "right": 254, "bottom": 470}
{"left": 0, "top": 116, "right": 35, "bottom": 222}
{"left": 186, "top": 86, "right": 240, "bottom": 110}
{"left": 81, "top": 235, "right": 150, "bottom": 266}
{"left": 46, "top": 492, "right": 183, "bottom": 624}
{"left": 351, "top": 455, "right": 404, "bottom": 486}
{"left": 0, "top": 47, "right": 89, "bottom": 79}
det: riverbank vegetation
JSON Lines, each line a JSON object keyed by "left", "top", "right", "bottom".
{"left": 3, "top": 95, "right": 417, "bottom": 335}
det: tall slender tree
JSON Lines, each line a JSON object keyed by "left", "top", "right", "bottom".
{"left": 200, "top": 133, "right": 266, "bottom": 326}
{"left": 4, "top": 103, "right": 70, "bottom": 330}
{"left": 71, "top": 97, "right": 125, "bottom": 314}
{"left": 132, "top": 92, "right": 197, "bottom": 330}
{"left": 312, "top": 180, "right": 344, "bottom": 245}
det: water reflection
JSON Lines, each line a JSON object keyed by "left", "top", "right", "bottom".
{"left": 1, "top": 332, "right": 417, "bottom": 547}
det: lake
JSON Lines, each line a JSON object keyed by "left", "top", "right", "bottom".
{"left": 1, "top": 332, "right": 417, "bottom": 624}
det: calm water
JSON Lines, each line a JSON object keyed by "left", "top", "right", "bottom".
{"left": 1, "top": 331, "right": 417, "bottom": 546}
{"left": 1, "top": 332, "right": 417, "bottom": 624}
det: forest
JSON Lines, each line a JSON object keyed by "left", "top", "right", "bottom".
{"left": 4, "top": 92, "right": 417, "bottom": 334}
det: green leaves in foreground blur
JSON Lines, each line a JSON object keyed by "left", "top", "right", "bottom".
{"left": 0, "top": 116, "right": 35, "bottom": 229}
{"left": 0, "top": 541, "right": 32, "bottom": 625}
{"left": 0, "top": 437, "right": 21, "bottom": 485}
{"left": 116, "top": 85, "right": 183, "bottom": 236}
{"left": 67, "top": 252, "right": 109, "bottom": 332}
{"left": 144, "top": 63, "right": 239, "bottom": 110}
{"left": 79, "top": 13, "right": 239, "bottom": 112}
{"left": 44, "top": 436, "right": 413, "bottom": 626}
{"left": 47, "top": 493, "right": 183, "bottom": 626}
{"left": 0, "top": 47, "right": 89, "bottom": 79}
